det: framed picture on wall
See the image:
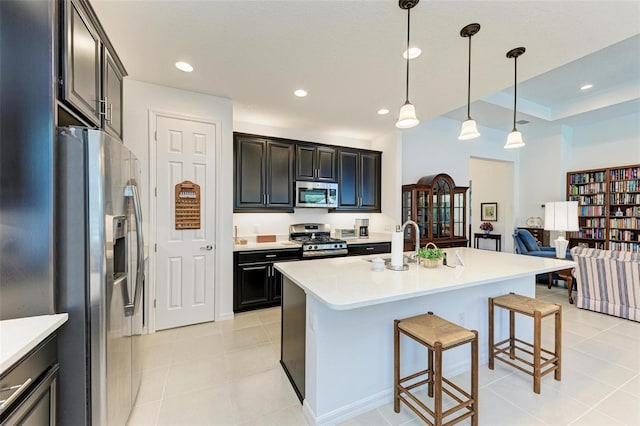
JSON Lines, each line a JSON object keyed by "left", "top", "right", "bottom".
{"left": 481, "top": 202, "right": 498, "bottom": 221}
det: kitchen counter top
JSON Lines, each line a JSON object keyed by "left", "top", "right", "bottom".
{"left": 275, "top": 247, "right": 575, "bottom": 310}
{"left": 0, "top": 313, "right": 68, "bottom": 375}
{"left": 233, "top": 232, "right": 392, "bottom": 252}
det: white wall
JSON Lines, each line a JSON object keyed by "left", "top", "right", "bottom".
{"left": 401, "top": 116, "right": 518, "bottom": 187}
{"left": 570, "top": 111, "right": 640, "bottom": 170}
{"left": 470, "top": 158, "right": 515, "bottom": 252}
{"left": 517, "top": 111, "right": 640, "bottom": 233}
{"left": 232, "top": 122, "right": 399, "bottom": 236}
{"left": 124, "top": 79, "right": 234, "bottom": 325}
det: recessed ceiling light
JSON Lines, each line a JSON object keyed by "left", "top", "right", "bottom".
{"left": 377, "top": 108, "right": 390, "bottom": 115}
{"left": 294, "top": 89, "right": 308, "bottom": 97}
{"left": 402, "top": 47, "right": 422, "bottom": 59}
{"left": 175, "top": 61, "right": 193, "bottom": 72}
{"left": 580, "top": 84, "right": 593, "bottom": 91}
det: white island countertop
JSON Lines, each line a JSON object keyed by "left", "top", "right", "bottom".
{"left": 0, "top": 313, "right": 68, "bottom": 374}
{"left": 275, "top": 247, "right": 574, "bottom": 310}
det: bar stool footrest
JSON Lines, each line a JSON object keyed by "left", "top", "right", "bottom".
{"left": 397, "top": 370, "right": 475, "bottom": 426}
{"left": 493, "top": 339, "right": 559, "bottom": 378}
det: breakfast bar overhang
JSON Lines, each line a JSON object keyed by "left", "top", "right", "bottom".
{"left": 275, "top": 248, "right": 574, "bottom": 426}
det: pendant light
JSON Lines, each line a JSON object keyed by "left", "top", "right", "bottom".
{"left": 396, "top": 0, "right": 419, "bottom": 129}
{"left": 504, "top": 47, "right": 526, "bottom": 149}
{"left": 458, "top": 23, "right": 481, "bottom": 140}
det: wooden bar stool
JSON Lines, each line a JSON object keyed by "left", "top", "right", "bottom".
{"left": 394, "top": 311, "right": 478, "bottom": 426}
{"left": 488, "top": 293, "right": 562, "bottom": 394}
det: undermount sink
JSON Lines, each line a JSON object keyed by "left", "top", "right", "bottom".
{"left": 364, "top": 256, "right": 413, "bottom": 264}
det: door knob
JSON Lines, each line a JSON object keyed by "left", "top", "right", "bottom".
{"left": 200, "top": 245, "right": 213, "bottom": 251}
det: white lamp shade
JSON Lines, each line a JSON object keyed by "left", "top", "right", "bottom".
{"left": 396, "top": 103, "right": 419, "bottom": 129}
{"left": 544, "top": 201, "right": 579, "bottom": 232}
{"left": 458, "top": 119, "right": 480, "bottom": 140}
{"left": 504, "top": 130, "right": 525, "bottom": 149}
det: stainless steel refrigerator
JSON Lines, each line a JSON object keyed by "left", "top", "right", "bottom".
{"left": 56, "top": 127, "right": 145, "bottom": 426}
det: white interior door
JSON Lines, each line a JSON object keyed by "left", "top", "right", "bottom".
{"left": 155, "top": 115, "right": 216, "bottom": 330}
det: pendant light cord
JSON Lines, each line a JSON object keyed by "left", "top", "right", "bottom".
{"left": 405, "top": 7, "right": 411, "bottom": 103}
{"left": 466, "top": 35, "right": 471, "bottom": 120}
{"left": 512, "top": 56, "right": 518, "bottom": 131}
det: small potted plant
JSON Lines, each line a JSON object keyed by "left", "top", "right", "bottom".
{"left": 480, "top": 222, "right": 494, "bottom": 235}
{"left": 417, "top": 243, "right": 445, "bottom": 268}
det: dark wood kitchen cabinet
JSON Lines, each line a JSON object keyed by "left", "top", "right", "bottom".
{"left": 60, "top": 0, "right": 126, "bottom": 139}
{"left": 347, "top": 242, "right": 391, "bottom": 256}
{"left": 234, "top": 133, "right": 295, "bottom": 212}
{"left": 336, "top": 149, "right": 381, "bottom": 212}
{"left": 233, "top": 248, "right": 301, "bottom": 312}
{"left": 295, "top": 144, "right": 337, "bottom": 182}
{"left": 0, "top": 335, "right": 59, "bottom": 425}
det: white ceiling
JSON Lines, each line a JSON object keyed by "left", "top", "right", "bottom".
{"left": 91, "top": 0, "right": 640, "bottom": 141}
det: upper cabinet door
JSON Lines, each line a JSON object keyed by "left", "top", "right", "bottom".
{"left": 103, "top": 48, "right": 124, "bottom": 139}
{"left": 235, "top": 136, "right": 267, "bottom": 209}
{"left": 266, "top": 141, "right": 294, "bottom": 208}
{"left": 337, "top": 150, "right": 359, "bottom": 210}
{"left": 316, "top": 146, "right": 336, "bottom": 181}
{"left": 63, "top": 0, "right": 101, "bottom": 126}
{"left": 359, "top": 152, "right": 380, "bottom": 211}
{"left": 295, "top": 144, "right": 336, "bottom": 182}
{"left": 295, "top": 145, "right": 316, "bottom": 180}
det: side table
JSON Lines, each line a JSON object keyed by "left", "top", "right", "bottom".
{"left": 548, "top": 268, "right": 575, "bottom": 304}
{"left": 473, "top": 233, "right": 501, "bottom": 251}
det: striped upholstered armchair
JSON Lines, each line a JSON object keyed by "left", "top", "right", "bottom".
{"left": 571, "top": 246, "right": 640, "bottom": 322}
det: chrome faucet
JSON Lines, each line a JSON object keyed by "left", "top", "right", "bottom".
{"left": 401, "top": 220, "right": 420, "bottom": 262}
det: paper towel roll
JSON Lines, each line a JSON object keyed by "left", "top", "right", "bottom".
{"left": 391, "top": 230, "right": 404, "bottom": 267}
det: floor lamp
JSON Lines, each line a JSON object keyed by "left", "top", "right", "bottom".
{"left": 544, "top": 201, "right": 579, "bottom": 258}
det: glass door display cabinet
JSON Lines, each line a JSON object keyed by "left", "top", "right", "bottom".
{"left": 402, "top": 173, "right": 468, "bottom": 250}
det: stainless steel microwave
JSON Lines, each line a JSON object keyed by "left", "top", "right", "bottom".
{"left": 295, "top": 181, "right": 338, "bottom": 208}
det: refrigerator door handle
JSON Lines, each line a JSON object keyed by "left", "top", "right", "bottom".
{"left": 124, "top": 184, "right": 145, "bottom": 317}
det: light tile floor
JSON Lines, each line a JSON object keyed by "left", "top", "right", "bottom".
{"left": 128, "top": 284, "right": 640, "bottom": 426}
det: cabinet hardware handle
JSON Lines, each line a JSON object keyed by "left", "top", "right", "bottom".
{"left": 107, "top": 103, "right": 113, "bottom": 124}
{"left": 366, "top": 247, "right": 374, "bottom": 250}
{"left": 0, "top": 377, "right": 32, "bottom": 410}
{"left": 266, "top": 194, "right": 270, "bottom": 204}
{"left": 263, "top": 194, "right": 266, "bottom": 205}
{"left": 98, "top": 98, "right": 107, "bottom": 117}
{"left": 200, "top": 245, "right": 213, "bottom": 251}
{"left": 265, "top": 254, "right": 277, "bottom": 258}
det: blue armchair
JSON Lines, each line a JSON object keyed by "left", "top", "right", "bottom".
{"left": 513, "top": 229, "right": 571, "bottom": 285}
{"left": 513, "top": 229, "right": 559, "bottom": 258}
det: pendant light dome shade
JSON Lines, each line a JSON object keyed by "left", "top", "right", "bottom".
{"left": 504, "top": 130, "right": 525, "bottom": 149}
{"left": 458, "top": 119, "right": 480, "bottom": 139}
{"left": 504, "top": 47, "right": 526, "bottom": 149}
{"left": 396, "top": 0, "right": 420, "bottom": 130}
{"left": 396, "top": 102, "right": 419, "bottom": 129}
{"left": 458, "top": 23, "right": 481, "bottom": 140}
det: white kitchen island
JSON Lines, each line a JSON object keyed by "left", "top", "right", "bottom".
{"left": 275, "top": 247, "right": 574, "bottom": 425}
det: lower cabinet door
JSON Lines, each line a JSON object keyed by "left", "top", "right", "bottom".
{"left": 235, "top": 264, "right": 270, "bottom": 312}
{"left": 271, "top": 268, "right": 283, "bottom": 303}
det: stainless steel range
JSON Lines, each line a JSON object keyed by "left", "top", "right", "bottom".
{"left": 289, "top": 223, "right": 348, "bottom": 258}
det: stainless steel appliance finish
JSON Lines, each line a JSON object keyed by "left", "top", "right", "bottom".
{"left": 295, "top": 181, "right": 338, "bottom": 208}
{"left": 355, "top": 218, "right": 369, "bottom": 239}
{"left": 289, "top": 223, "right": 348, "bottom": 258}
{"left": 56, "top": 127, "right": 144, "bottom": 426}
